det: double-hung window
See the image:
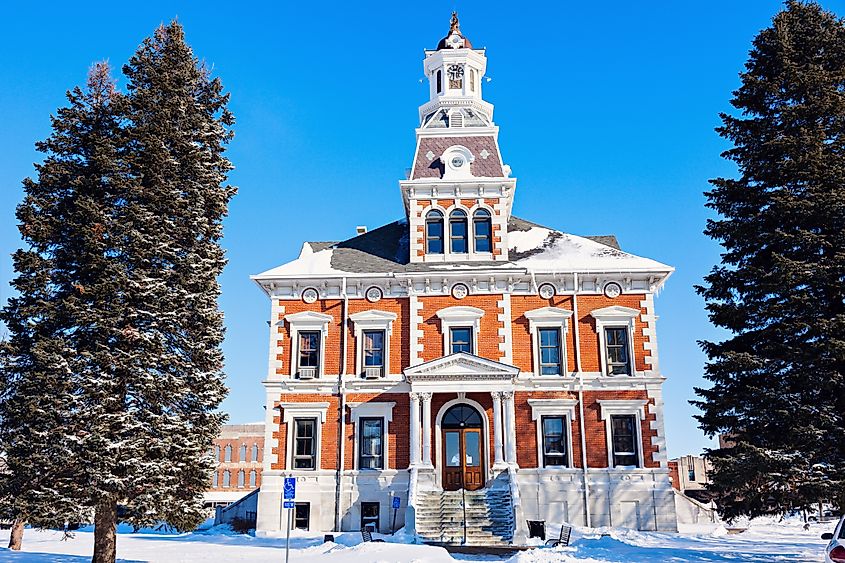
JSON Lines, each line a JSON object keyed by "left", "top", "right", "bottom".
{"left": 541, "top": 416, "right": 568, "bottom": 467}
{"left": 358, "top": 418, "right": 384, "bottom": 470}
{"left": 610, "top": 414, "right": 640, "bottom": 467}
{"left": 605, "top": 327, "right": 631, "bottom": 375}
{"left": 361, "top": 502, "right": 380, "bottom": 532}
{"left": 363, "top": 330, "right": 385, "bottom": 376}
{"left": 449, "top": 210, "right": 468, "bottom": 253}
{"left": 298, "top": 331, "right": 320, "bottom": 377}
{"left": 538, "top": 328, "right": 562, "bottom": 375}
{"left": 449, "top": 327, "right": 473, "bottom": 354}
{"left": 293, "top": 418, "right": 317, "bottom": 470}
{"left": 294, "top": 503, "right": 310, "bottom": 530}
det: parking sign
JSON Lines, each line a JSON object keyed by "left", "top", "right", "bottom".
{"left": 283, "top": 477, "right": 296, "bottom": 500}
{"left": 392, "top": 496, "right": 400, "bottom": 509}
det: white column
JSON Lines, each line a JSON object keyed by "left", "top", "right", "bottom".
{"left": 491, "top": 391, "right": 505, "bottom": 468}
{"left": 409, "top": 392, "right": 421, "bottom": 466}
{"left": 502, "top": 391, "right": 518, "bottom": 465}
{"left": 421, "top": 392, "right": 433, "bottom": 467}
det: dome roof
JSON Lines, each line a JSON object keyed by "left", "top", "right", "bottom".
{"left": 436, "top": 12, "right": 473, "bottom": 50}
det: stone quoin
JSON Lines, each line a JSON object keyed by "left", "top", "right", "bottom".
{"left": 250, "top": 12, "right": 678, "bottom": 543}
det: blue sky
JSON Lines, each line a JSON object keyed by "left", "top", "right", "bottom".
{"left": 3, "top": 1, "right": 840, "bottom": 458}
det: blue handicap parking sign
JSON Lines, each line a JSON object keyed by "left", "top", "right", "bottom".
{"left": 392, "top": 496, "right": 401, "bottom": 509}
{"left": 283, "top": 477, "right": 296, "bottom": 500}
{"left": 283, "top": 501, "right": 295, "bottom": 509}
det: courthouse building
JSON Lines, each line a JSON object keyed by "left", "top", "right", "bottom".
{"left": 251, "top": 14, "right": 678, "bottom": 543}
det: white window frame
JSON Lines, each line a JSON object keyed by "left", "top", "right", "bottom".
{"left": 597, "top": 399, "right": 647, "bottom": 469}
{"left": 348, "top": 401, "right": 395, "bottom": 470}
{"left": 349, "top": 310, "right": 397, "bottom": 376}
{"left": 524, "top": 307, "right": 573, "bottom": 376}
{"left": 528, "top": 399, "right": 577, "bottom": 469}
{"left": 279, "top": 402, "right": 329, "bottom": 471}
{"left": 285, "top": 311, "right": 333, "bottom": 378}
{"left": 436, "top": 306, "right": 484, "bottom": 356}
{"left": 590, "top": 306, "right": 640, "bottom": 376}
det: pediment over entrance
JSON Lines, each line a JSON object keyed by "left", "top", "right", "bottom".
{"left": 404, "top": 353, "right": 518, "bottom": 383}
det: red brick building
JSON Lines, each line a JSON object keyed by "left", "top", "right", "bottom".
{"left": 252, "top": 14, "right": 677, "bottom": 543}
{"left": 205, "top": 423, "right": 264, "bottom": 509}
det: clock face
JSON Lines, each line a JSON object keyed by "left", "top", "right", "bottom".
{"left": 447, "top": 65, "right": 464, "bottom": 80}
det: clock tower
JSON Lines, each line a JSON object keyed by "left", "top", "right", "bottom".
{"left": 401, "top": 12, "right": 515, "bottom": 264}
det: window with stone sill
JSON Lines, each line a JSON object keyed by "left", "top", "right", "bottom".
{"left": 541, "top": 415, "right": 568, "bottom": 467}
{"left": 240, "top": 443, "right": 247, "bottom": 462}
{"left": 449, "top": 210, "right": 468, "bottom": 253}
{"left": 363, "top": 330, "right": 385, "bottom": 372}
{"left": 610, "top": 414, "right": 640, "bottom": 468}
{"left": 252, "top": 443, "right": 260, "bottom": 462}
{"left": 224, "top": 444, "right": 232, "bottom": 463}
{"left": 298, "top": 331, "right": 320, "bottom": 374}
{"left": 539, "top": 327, "right": 562, "bottom": 375}
{"left": 605, "top": 327, "right": 631, "bottom": 375}
{"left": 237, "top": 469, "right": 245, "bottom": 488}
{"left": 222, "top": 470, "right": 230, "bottom": 488}
{"left": 450, "top": 326, "right": 473, "bottom": 354}
{"left": 358, "top": 417, "right": 384, "bottom": 470}
{"left": 425, "top": 210, "right": 444, "bottom": 254}
{"left": 473, "top": 209, "right": 492, "bottom": 252}
{"left": 293, "top": 418, "right": 317, "bottom": 470}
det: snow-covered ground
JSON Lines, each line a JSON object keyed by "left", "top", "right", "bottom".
{"left": 0, "top": 517, "right": 832, "bottom": 562}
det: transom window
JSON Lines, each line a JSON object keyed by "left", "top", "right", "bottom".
{"left": 473, "top": 209, "right": 492, "bottom": 252}
{"left": 359, "top": 418, "right": 384, "bottom": 470}
{"left": 449, "top": 327, "right": 473, "bottom": 354}
{"left": 363, "top": 330, "right": 385, "bottom": 369}
{"left": 610, "top": 414, "right": 640, "bottom": 467}
{"left": 449, "top": 210, "right": 468, "bottom": 253}
{"left": 425, "top": 210, "right": 444, "bottom": 254}
{"left": 298, "top": 331, "right": 320, "bottom": 372}
{"left": 605, "top": 327, "right": 631, "bottom": 375}
{"left": 541, "top": 416, "right": 568, "bottom": 467}
{"left": 293, "top": 418, "right": 317, "bottom": 470}
{"left": 539, "top": 328, "right": 562, "bottom": 375}
{"left": 442, "top": 404, "right": 483, "bottom": 428}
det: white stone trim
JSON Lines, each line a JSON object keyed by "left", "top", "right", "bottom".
{"left": 497, "top": 294, "right": 513, "bottom": 364}
{"left": 410, "top": 295, "right": 424, "bottom": 366}
{"left": 597, "top": 399, "right": 647, "bottom": 469}
{"left": 640, "top": 294, "right": 658, "bottom": 376}
{"left": 524, "top": 307, "right": 573, "bottom": 377}
{"left": 348, "top": 401, "right": 396, "bottom": 470}
{"left": 349, "top": 310, "right": 397, "bottom": 376}
{"left": 436, "top": 305, "right": 484, "bottom": 355}
{"left": 528, "top": 399, "right": 577, "bottom": 469}
{"left": 285, "top": 311, "right": 333, "bottom": 378}
{"left": 645, "top": 385, "right": 669, "bottom": 468}
{"left": 279, "top": 402, "right": 329, "bottom": 471}
{"left": 590, "top": 306, "right": 640, "bottom": 377}
{"left": 268, "top": 301, "right": 286, "bottom": 381}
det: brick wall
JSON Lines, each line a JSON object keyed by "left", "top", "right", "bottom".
{"left": 418, "top": 294, "right": 504, "bottom": 361}
{"left": 510, "top": 295, "right": 577, "bottom": 373}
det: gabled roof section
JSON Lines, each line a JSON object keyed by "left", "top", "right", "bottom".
{"left": 252, "top": 216, "right": 672, "bottom": 279}
{"left": 403, "top": 352, "right": 519, "bottom": 381}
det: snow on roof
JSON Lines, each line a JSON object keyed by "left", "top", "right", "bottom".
{"left": 252, "top": 217, "right": 672, "bottom": 280}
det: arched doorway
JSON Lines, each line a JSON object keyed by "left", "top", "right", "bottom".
{"left": 441, "top": 403, "right": 485, "bottom": 491}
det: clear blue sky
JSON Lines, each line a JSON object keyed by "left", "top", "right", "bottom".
{"left": 3, "top": 1, "right": 840, "bottom": 458}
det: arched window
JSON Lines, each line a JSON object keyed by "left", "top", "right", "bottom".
{"left": 470, "top": 69, "right": 476, "bottom": 92}
{"left": 214, "top": 445, "right": 220, "bottom": 461}
{"left": 473, "top": 209, "right": 492, "bottom": 252}
{"left": 224, "top": 444, "right": 232, "bottom": 462}
{"left": 425, "top": 210, "right": 444, "bottom": 254}
{"left": 237, "top": 470, "right": 245, "bottom": 488}
{"left": 436, "top": 70, "right": 442, "bottom": 94}
{"left": 449, "top": 210, "right": 468, "bottom": 253}
{"left": 212, "top": 472, "right": 218, "bottom": 488}
{"left": 249, "top": 470, "right": 257, "bottom": 488}
{"left": 252, "top": 443, "right": 260, "bottom": 462}
{"left": 240, "top": 444, "right": 247, "bottom": 462}
{"left": 442, "top": 404, "right": 483, "bottom": 428}
{"left": 222, "top": 470, "right": 231, "bottom": 487}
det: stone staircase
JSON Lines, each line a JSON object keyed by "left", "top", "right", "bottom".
{"left": 414, "top": 487, "right": 514, "bottom": 546}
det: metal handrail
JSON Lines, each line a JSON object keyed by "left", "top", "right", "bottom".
{"left": 461, "top": 476, "right": 467, "bottom": 546}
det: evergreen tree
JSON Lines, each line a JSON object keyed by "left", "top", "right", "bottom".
{"left": 695, "top": 1, "right": 845, "bottom": 521}
{"left": 1, "top": 21, "right": 234, "bottom": 563}
{"left": 0, "top": 62, "right": 128, "bottom": 539}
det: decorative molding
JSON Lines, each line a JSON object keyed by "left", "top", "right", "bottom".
{"left": 524, "top": 307, "right": 573, "bottom": 377}
{"left": 436, "top": 305, "right": 484, "bottom": 355}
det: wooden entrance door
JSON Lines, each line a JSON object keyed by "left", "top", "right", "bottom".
{"left": 441, "top": 403, "right": 485, "bottom": 491}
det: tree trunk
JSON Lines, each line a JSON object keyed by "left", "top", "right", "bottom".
{"left": 7, "top": 519, "right": 24, "bottom": 550}
{"left": 93, "top": 499, "right": 117, "bottom": 563}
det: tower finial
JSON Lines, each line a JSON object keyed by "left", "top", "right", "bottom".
{"left": 449, "top": 11, "right": 460, "bottom": 34}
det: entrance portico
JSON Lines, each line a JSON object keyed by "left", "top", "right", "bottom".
{"left": 404, "top": 353, "right": 520, "bottom": 489}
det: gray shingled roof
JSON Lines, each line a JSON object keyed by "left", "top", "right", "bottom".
{"left": 295, "top": 217, "right": 622, "bottom": 274}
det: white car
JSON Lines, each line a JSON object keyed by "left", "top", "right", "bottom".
{"left": 823, "top": 515, "right": 845, "bottom": 563}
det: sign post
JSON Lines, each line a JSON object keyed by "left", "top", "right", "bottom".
{"left": 391, "top": 496, "right": 401, "bottom": 534}
{"left": 283, "top": 477, "right": 296, "bottom": 563}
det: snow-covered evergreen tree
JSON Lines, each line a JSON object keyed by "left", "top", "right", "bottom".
{"left": 695, "top": 1, "right": 845, "bottom": 520}
{"left": 1, "top": 21, "right": 234, "bottom": 563}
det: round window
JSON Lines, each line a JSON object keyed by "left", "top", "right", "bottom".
{"left": 451, "top": 156, "right": 464, "bottom": 168}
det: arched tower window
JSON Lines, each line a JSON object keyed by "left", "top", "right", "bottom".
{"left": 473, "top": 209, "right": 492, "bottom": 252}
{"left": 436, "top": 70, "right": 442, "bottom": 94}
{"left": 426, "top": 210, "right": 444, "bottom": 254}
{"left": 450, "top": 210, "right": 468, "bottom": 253}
